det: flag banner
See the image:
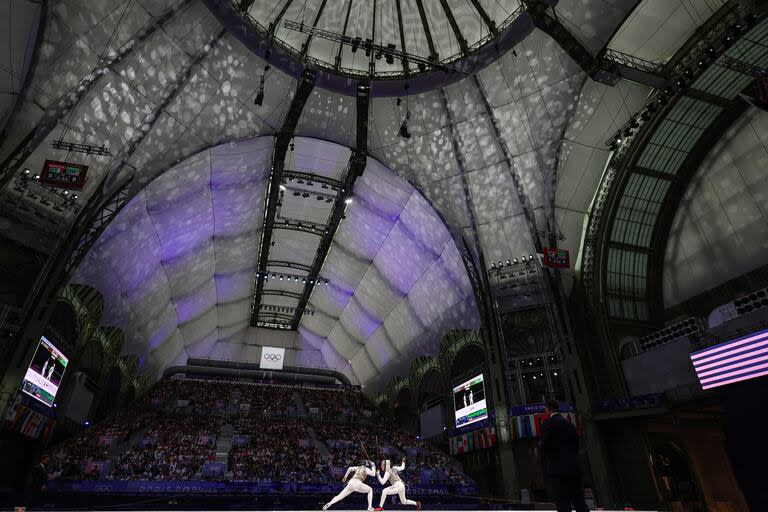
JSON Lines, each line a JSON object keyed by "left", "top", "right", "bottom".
{"left": 449, "top": 426, "right": 497, "bottom": 454}
{"left": 510, "top": 412, "right": 578, "bottom": 439}
{"left": 3, "top": 394, "right": 56, "bottom": 441}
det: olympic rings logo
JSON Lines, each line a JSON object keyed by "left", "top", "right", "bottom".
{"left": 263, "top": 353, "right": 282, "bottom": 362}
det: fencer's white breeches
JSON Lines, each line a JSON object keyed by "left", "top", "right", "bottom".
{"left": 327, "top": 479, "right": 373, "bottom": 509}
{"left": 379, "top": 481, "right": 417, "bottom": 507}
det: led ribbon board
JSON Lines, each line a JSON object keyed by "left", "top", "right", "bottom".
{"left": 40, "top": 160, "right": 88, "bottom": 190}
{"left": 21, "top": 336, "right": 68, "bottom": 407}
{"left": 690, "top": 327, "right": 768, "bottom": 390}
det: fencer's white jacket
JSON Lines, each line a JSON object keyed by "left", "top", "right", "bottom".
{"left": 345, "top": 463, "right": 376, "bottom": 482}
{"left": 377, "top": 460, "right": 406, "bottom": 485}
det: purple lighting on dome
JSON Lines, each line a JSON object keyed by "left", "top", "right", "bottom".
{"left": 691, "top": 328, "right": 768, "bottom": 390}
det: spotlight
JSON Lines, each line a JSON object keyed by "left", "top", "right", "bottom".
{"left": 344, "top": 197, "right": 353, "bottom": 204}
{"left": 697, "top": 59, "right": 707, "bottom": 68}
{"left": 513, "top": 258, "right": 518, "bottom": 264}
{"left": 506, "top": 259, "right": 511, "bottom": 266}
{"left": 528, "top": 254, "right": 534, "bottom": 261}
{"left": 498, "top": 261, "right": 503, "bottom": 267}
{"left": 675, "top": 77, "right": 686, "bottom": 88}
{"left": 294, "top": 276, "right": 298, "bottom": 281}
{"left": 417, "top": 62, "right": 426, "bottom": 72}
{"left": 385, "top": 43, "right": 396, "bottom": 65}
{"left": 351, "top": 37, "right": 361, "bottom": 53}
{"left": 72, "top": 195, "right": 78, "bottom": 200}
{"left": 706, "top": 47, "right": 717, "bottom": 58}
{"left": 272, "top": 274, "right": 276, "bottom": 278}
{"left": 364, "top": 38, "right": 373, "bottom": 57}
{"left": 279, "top": 184, "right": 286, "bottom": 191}
{"left": 399, "top": 110, "right": 412, "bottom": 139}
{"left": 325, "top": 280, "right": 329, "bottom": 285}
{"left": 62, "top": 190, "right": 68, "bottom": 196}
{"left": 280, "top": 275, "right": 283, "bottom": 280}
{"left": 722, "top": 34, "right": 734, "bottom": 46}
{"left": 491, "top": 262, "right": 496, "bottom": 268}
{"left": 23, "top": 168, "right": 29, "bottom": 175}
{"left": 33, "top": 174, "right": 39, "bottom": 180}
{"left": 683, "top": 68, "right": 693, "bottom": 78}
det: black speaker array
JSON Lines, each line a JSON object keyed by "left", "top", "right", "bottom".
{"left": 733, "top": 288, "right": 768, "bottom": 316}
{"left": 638, "top": 317, "right": 701, "bottom": 352}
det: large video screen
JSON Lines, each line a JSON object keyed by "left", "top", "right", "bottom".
{"left": 691, "top": 327, "right": 768, "bottom": 390}
{"left": 21, "top": 336, "right": 68, "bottom": 407}
{"left": 453, "top": 374, "right": 488, "bottom": 428}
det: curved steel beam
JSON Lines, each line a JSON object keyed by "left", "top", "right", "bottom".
{"left": 0, "top": 0, "right": 195, "bottom": 190}
{"left": 250, "top": 68, "right": 317, "bottom": 326}
{"left": 437, "top": 0, "right": 469, "bottom": 56}
{"left": 290, "top": 81, "right": 370, "bottom": 328}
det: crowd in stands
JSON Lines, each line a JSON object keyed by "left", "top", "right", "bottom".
{"left": 229, "top": 418, "right": 324, "bottom": 482}
{"left": 109, "top": 416, "right": 222, "bottom": 480}
{"left": 49, "top": 377, "right": 475, "bottom": 491}
{"left": 238, "top": 383, "right": 296, "bottom": 416}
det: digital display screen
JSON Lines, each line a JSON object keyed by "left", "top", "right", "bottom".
{"left": 21, "top": 336, "right": 68, "bottom": 407}
{"left": 453, "top": 374, "right": 488, "bottom": 428}
{"left": 40, "top": 160, "right": 88, "bottom": 190}
{"left": 691, "top": 328, "right": 768, "bottom": 390}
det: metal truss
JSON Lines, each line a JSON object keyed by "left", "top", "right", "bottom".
{"left": 289, "top": 81, "right": 371, "bottom": 329}
{"left": 266, "top": 260, "right": 313, "bottom": 272}
{"left": 50, "top": 140, "right": 112, "bottom": 156}
{"left": 273, "top": 220, "right": 326, "bottom": 236}
{"left": 262, "top": 290, "right": 303, "bottom": 300}
{"left": 282, "top": 170, "right": 344, "bottom": 189}
{"left": 250, "top": 69, "right": 317, "bottom": 326}
{"left": 283, "top": 20, "right": 468, "bottom": 76}
{"left": 522, "top": 0, "right": 669, "bottom": 88}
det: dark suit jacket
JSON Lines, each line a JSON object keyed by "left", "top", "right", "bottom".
{"left": 540, "top": 414, "right": 582, "bottom": 477}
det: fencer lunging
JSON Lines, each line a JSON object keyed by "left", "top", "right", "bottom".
{"left": 375, "top": 459, "right": 421, "bottom": 511}
{"left": 324, "top": 461, "right": 376, "bottom": 511}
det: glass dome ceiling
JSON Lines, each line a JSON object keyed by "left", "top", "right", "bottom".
{"left": 235, "top": 0, "right": 522, "bottom": 77}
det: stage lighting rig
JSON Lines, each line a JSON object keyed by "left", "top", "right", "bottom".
{"left": 283, "top": 20, "right": 468, "bottom": 76}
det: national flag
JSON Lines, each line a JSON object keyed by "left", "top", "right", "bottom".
{"left": 690, "top": 328, "right": 768, "bottom": 390}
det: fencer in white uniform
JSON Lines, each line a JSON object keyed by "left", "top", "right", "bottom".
{"left": 324, "top": 461, "right": 376, "bottom": 511}
{"left": 375, "top": 459, "right": 420, "bottom": 511}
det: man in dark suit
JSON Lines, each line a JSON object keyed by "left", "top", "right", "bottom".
{"left": 539, "top": 399, "right": 589, "bottom": 512}
{"left": 20, "top": 454, "right": 50, "bottom": 510}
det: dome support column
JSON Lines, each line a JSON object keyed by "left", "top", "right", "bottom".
{"left": 439, "top": 87, "right": 520, "bottom": 499}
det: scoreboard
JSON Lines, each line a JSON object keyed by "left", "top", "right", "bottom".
{"left": 39, "top": 160, "right": 88, "bottom": 190}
